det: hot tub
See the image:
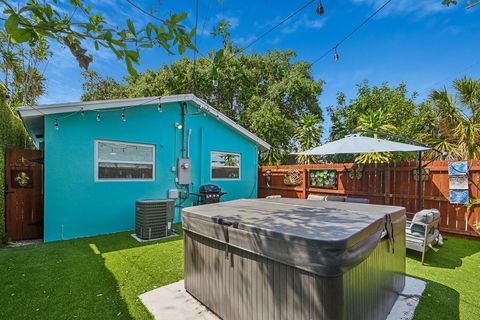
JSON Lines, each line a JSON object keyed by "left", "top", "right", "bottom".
{"left": 182, "top": 198, "right": 406, "bottom": 320}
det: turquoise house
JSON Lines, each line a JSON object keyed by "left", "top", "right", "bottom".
{"left": 17, "top": 94, "right": 270, "bottom": 242}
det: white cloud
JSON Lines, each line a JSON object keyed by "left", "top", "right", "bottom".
{"left": 281, "top": 14, "right": 327, "bottom": 34}
{"left": 351, "top": 0, "right": 448, "bottom": 17}
{"left": 216, "top": 13, "right": 240, "bottom": 29}
{"left": 234, "top": 35, "right": 257, "bottom": 46}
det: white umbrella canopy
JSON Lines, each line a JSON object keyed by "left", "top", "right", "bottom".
{"left": 300, "top": 134, "right": 430, "bottom": 155}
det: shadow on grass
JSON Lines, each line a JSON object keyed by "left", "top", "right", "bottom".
{"left": 92, "top": 224, "right": 183, "bottom": 254}
{"left": 407, "top": 236, "right": 480, "bottom": 269}
{"left": 0, "top": 224, "right": 185, "bottom": 320}
{"left": 0, "top": 235, "right": 135, "bottom": 319}
{"left": 411, "top": 276, "right": 460, "bottom": 320}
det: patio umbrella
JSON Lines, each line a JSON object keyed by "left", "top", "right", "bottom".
{"left": 299, "top": 134, "right": 430, "bottom": 155}
{"left": 299, "top": 134, "right": 432, "bottom": 211}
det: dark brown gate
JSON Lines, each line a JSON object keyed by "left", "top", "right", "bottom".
{"left": 5, "top": 149, "right": 44, "bottom": 241}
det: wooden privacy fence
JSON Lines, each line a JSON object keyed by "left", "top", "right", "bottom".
{"left": 258, "top": 161, "right": 480, "bottom": 239}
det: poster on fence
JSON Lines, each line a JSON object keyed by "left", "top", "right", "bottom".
{"left": 448, "top": 161, "right": 469, "bottom": 205}
{"left": 449, "top": 176, "right": 469, "bottom": 190}
{"left": 448, "top": 161, "right": 468, "bottom": 176}
{"left": 450, "top": 190, "right": 469, "bottom": 205}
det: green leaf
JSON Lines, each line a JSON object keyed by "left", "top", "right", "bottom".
{"left": 110, "top": 39, "right": 126, "bottom": 48}
{"left": 125, "top": 56, "right": 138, "bottom": 77}
{"left": 5, "top": 15, "right": 19, "bottom": 34}
{"left": 146, "top": 23, "right": 155, "bottom": 38}
{"left": 10, "top": 28, "right": 32, "bottom": 43}
{"left": 127, "top": 19, "right": 136, "bottom": 36}
{"left": 174, "top": 12, "right": 187, "bottom": 23}
{"left": 94, "top": 40, "right": 99, "bottom": 50}
{"left": 140, "top": 43, "right": 153, "bottom": 48}
{"left": 125, "top": 50, "right": 139, "bottom": 63}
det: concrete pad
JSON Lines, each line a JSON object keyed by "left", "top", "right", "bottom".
{"left": 387, "top": 277, "right": 427, "bottom": 320}
{"left": 139, "top": 280, "right": 219, "bottom": 320}
{"left": 141, "top": 277, "right": 426, "bottom": 320}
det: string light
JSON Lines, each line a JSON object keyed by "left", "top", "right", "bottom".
{"left": 334, "top": 46, "right": 340, "bottom": 61}
{"left": 174, "top": 123, "right": 183, "bottom": 129}
{"left": 212, "top": 79, "right": 218, "bottom": 87}
{"left": 54, "top": 118, "right": 59, "bottom": 130}
{"left": 96, "top": 113, "right": 101, "bottom": 121}
{"left": 121, "top": 110, "right": 126, "bottom": 122}
{"left": 80, "top": 108, "right": 85, "bottom": 117}
{"left": 316, "top": 0, "right": 325, "bottom": 16}
{"left": 157, "top": 103, "right": 163, "bottom": 112}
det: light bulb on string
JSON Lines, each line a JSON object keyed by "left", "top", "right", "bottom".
{"left": 80, "top": 108, "right": 85, "bottom": 117}
{"left": 334, "top": 46, "right": 340, "bottom": 61}
{"left": 96, "top": 113, "right": 101, "bottom": 121}
{"left": 157, "top": 103, "right": 163, "bottom": 112}
{"left": 212, "top": 79, "right": 218, "bottom": 87}
{"left": 54, "top": 118, "right": 59, "bottom": 130}
{"left": 121, "top": 110, "right": 126, "bottom": 122}
{"left": 316, "top": 0, "right": 325, "bottom": 16}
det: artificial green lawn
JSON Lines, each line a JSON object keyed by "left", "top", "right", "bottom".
{"left": 0, "top": 225, "right": 479, "bottom": 320}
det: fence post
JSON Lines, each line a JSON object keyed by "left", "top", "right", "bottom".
{"left": 384, "top": 164, "right": 391, "bottom": 205}
{"left": 302, "top": 169, "right": 307, "bottom": 199}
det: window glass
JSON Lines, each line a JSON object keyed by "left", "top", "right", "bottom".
{"left": 211, "top": 151, "right": 240, "bottom": 180}
{"left": 95, "top": 140, "right": 155, "bottom": 181}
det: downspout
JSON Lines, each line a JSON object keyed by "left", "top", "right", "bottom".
{"left": 181, "top": 102, "right": 187, "bottom": 158}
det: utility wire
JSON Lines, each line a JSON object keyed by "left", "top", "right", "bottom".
{"left": 199, "top": 0, "right": 214, "bottom": 43}
{"left": 192, "top": 0, "right": 199, "bottom": 94}
{"left": 125, "top": 0, "right": 165, "bottom": 22}
{"left": 416, "top": 60, "right": 480, "bottom": 97}
{"left": 166, "top": 0, "right": 318, "bottom": 95}
{"left": 311, "top": 0, "right": 392, "bottom": 66}
{"left": 28, "top": 0, "right": 316, "bottom": 119}
{"left": 242, "top": 0, "right": 316, "bottom": 52}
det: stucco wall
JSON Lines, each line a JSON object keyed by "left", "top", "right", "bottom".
{"left": 43, "top": 101, "right": 259, "bottom": 241}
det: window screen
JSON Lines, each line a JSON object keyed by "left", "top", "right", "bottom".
{"left": 95, "top": 140, "right": 155, "bottom": 181}
{"left": 211, "top": 151, "right": 241, "bottom": 180}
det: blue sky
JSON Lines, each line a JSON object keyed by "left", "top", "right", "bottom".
{"left": 38, "top": 0, "right": 480, "bottom": 136}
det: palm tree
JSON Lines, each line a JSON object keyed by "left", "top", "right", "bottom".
{"left": 419, "top": 78, "right": 480, "bottom": 160}
{"left": 294, "top": 114, "right": 322, "bottom": 164}
{"left": 355, "top": 109, "right": 397, "bottom": 164}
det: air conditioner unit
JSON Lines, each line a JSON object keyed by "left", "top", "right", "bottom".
{"left": 135, "top": 199, "right": 174, "bottom": 240}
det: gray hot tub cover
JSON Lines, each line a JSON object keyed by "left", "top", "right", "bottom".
{"left": 182, "top": 198, "right": 405, "bottom": 277}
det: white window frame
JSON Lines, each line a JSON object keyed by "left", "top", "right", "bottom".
{"left": 210, "top": 151, "right": 241, "bottom": 181}
{"left": 94, "top": 139, "right": 156, "bottom": 182}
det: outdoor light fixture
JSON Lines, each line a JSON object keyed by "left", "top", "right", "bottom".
{"left": 80, "top": 107, "right": 85, "bottom": 117}
{"left": 121, "top": 110, "right": 126, "bottom": 122}
{"left": 96, "top": 113, "right": 101, "bottom": 121}
{"left": 175, "top": 122, "right": 183, "bottom": 129}
{"left": 54, "top": 118, "right": 59, "bottom": 130}
{"left": 157, "top": 103, "right": 163, "bottom": 112}
{"left": 316, "top": 0, "right": 325, "bottom": 16}
{"left": 334, "top": 46, "right": 340, "bottom": 61}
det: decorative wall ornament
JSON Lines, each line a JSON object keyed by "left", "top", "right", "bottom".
{"left": 412, "top": 168, "right": 430, "bottom": 182}
{"left": 309, "top": 169, "right": 338, "bottom": 189}
{"left": 346, "top": 164, "right": 364, "bottom": 180}
{"left": 283, "top": 169, "right": 303, "bottom": 186}
{"left": 11, "top": 170, "right": 34, "bottom": 188}
{"left": 13, "top": 156, "right": 34, "bottom": 167}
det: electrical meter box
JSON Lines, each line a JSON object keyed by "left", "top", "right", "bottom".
{"left": 177, "top": 158, "right": 192, "bottom": 185}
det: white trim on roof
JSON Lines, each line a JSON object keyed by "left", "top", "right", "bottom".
{"left": 17, "top": 94, "right": 271, "bottom": 151}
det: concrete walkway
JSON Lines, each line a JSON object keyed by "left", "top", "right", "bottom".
{"left": 140, "top": 277, "right": 426, "bottom": 320}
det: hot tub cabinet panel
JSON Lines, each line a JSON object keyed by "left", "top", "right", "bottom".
{"left": 183, "top": 198, "right": 406, "bottom": 320}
